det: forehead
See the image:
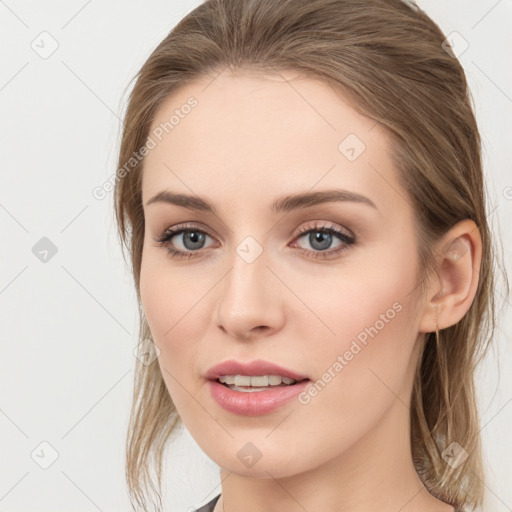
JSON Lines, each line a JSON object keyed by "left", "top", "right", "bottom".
{"left": 141, "top": 68, "right": 402, "bottom": 214}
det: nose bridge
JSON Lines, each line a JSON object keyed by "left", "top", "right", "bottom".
{"left": 214, "top": 239, "right": 283, "bottom": 338}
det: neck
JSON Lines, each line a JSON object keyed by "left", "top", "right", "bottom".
{"left": 215, "top": 398, "right": 454, "bottom": 512}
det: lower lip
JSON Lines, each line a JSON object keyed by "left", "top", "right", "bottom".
{"left": 207, "top": 379, "right": 310, "bottom": 416}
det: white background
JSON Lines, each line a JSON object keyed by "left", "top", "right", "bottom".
{"left": 1, "top": 1, "right": 511, "bottom": 511}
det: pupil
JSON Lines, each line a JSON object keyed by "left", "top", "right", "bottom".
{"left": 310, "top": 231, "right": 331, "bottom": 251}
{"left": 183, "top": 232, "right": 205, "bottom": 250}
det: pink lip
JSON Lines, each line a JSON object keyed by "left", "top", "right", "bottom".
{"left": 208, "top": 379, "right": 310, "bottom": 416}
{"left": 204, "top": 359, "right": 310, "bottom": 381}
{"left": 204, "top": 359, "right": 310, "bottom": 416}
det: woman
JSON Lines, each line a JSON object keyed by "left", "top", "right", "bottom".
{"left": 113, "top": 0, "right": 504, "bottom": 510}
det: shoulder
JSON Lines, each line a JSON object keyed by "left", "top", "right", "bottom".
{"left": 193, "top": 494, "right": 221, "bottom": 512}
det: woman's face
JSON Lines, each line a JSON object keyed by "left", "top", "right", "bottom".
{"left": 140, "top": 68, "right": 428, "bottom": 477}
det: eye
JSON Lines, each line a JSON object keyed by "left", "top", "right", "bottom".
{"left": 153, "top": 221, "right": 356, "bottom": 260}
{"left": 291, "top": 222, "right": 355, "bottom": 259}
{"left": 153, "top": 223, "right": 217, "bottom": 260}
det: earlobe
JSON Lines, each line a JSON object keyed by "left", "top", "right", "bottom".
{"left": 418, "top": 219, "right": 482, "bottom": 333}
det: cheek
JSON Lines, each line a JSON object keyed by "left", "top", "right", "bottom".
{"left": 139, "top": 259, "right": 203, "bottom": 415}
{"left": 139, "top": 258, "right": 170, "bottom": 338}
{"left": 303, "top": 244, "right": 415, "bottom": 349}
{"left": 140, "top": 246, "right": 199, "bottom": 339}
{"left": 139, "top": 251, "right": 211, "bottom": 377}
{"left": 298, "top": 250, "right": 421, "bottom": 420}
{"left": 297, "top": 245, "right": 418, "bottom": 345}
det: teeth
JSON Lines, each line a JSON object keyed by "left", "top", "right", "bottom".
{"left": 218, "top": 375, "right": 297, "bottom": 386}
{"left": 247, "top": 375, "right": 268, "bottom": 386}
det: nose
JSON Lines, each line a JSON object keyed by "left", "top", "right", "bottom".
{"left": 213, "top": 247, "right": 285, "bottom": 341}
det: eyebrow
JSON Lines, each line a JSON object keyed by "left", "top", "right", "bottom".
{"left": 145, "top": 188, "right": 377, "bottom": 214}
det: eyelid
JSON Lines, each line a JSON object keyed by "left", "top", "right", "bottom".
{"left": 156, "top": 222, "right": 216, "bottom": 241}
{"left": 295, "top": 221, "right": 354, "bottom": 239}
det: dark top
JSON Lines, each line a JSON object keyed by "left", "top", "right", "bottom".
{"left": 193, "top": 494, "right": 221, "bottom": 512}
{"left": 192, "top": 493, "right": 464, "bottom": 512}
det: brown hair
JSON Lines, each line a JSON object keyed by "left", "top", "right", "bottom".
{"left": 113, "top": 0, "right": 506, "bottom": 509}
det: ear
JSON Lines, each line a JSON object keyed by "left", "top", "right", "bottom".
{"left": 418, "top": 219, "right": 483, "bottom": 333}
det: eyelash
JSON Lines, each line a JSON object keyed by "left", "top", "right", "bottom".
{"left": 153, "top": 222, "right": 356, "bottom": 261}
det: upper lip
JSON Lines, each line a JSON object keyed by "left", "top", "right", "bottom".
{"left": 205, "top": 359, "right": 310, "bottom": 381}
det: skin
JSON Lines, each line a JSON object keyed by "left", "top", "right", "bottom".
{"left": 139, "top": 68, "right": 482, "bottom": 512}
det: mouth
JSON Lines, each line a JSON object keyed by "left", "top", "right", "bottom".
{"left": 204, "top": 359, "right": 311, "bottom": 409}
{"left": 205, "top": 359, "right": 310, "bottom": 384}
{"left": 214, "top": 375, "right": 310, "bottom": 392}
{"left": 208, "top": 375, "right": 311, "bottom": 415}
